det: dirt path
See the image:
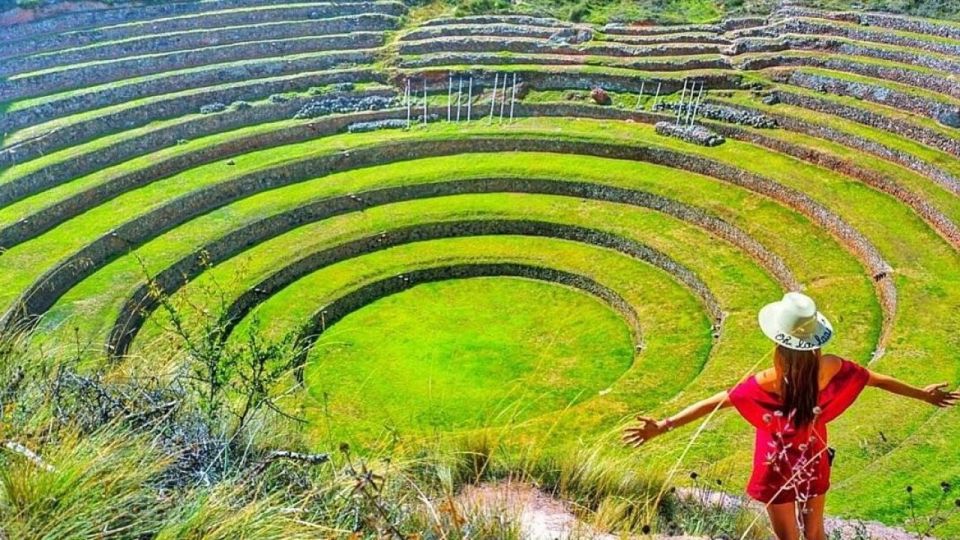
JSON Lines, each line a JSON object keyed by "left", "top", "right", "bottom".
{"left": 457, "top": 482, "right": 929, "bottom": 540}
{"left": 457, "top": 481, "right": 706, "bottom": 540}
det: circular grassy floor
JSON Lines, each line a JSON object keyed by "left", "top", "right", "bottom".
{"left": 302, "top": 277, "right": 636, "bottom": 443}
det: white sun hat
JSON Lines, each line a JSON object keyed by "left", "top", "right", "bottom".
{"left": 758, "top": 292, "right": 834, "bottom": 351}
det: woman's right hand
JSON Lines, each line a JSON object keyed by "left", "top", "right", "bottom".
{"left": 622, "top": 415, "right": 665, "bottom": 448}
{"left": 922, "top": 382, "right": 960, "bottom": 408}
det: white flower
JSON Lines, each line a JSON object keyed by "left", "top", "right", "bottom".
{"left": 812, "top": 406, "right": 823, "bottom": 415}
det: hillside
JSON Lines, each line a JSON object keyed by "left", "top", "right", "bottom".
{"left": 1, "top": 0, "right": 960, "bottom": 538}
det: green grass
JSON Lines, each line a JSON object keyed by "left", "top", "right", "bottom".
{"left": 121, "top": 185, "right": 786, "bottom": 448}
{"left": 305, "top": 276, "right": 637, "bottom": 442}
{"left": 235, "top": 235, "right": 712, "bottom": 448}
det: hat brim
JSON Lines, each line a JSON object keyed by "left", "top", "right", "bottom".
{"left": 758, "top": 302, "right": 834, "bottom": 351}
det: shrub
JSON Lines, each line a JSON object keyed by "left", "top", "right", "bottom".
{"left": 453, "top": 0, "right": 511, "bottom": 17}
{"left": 568, "top": 1, "right": 591, "bottom": 22}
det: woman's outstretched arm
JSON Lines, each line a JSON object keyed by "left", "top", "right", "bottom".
{"left": 623, "top": 390, "right": 732, "bottom": 447}
{"left": 867, "top": 371, "right": 960, "bottom": 408}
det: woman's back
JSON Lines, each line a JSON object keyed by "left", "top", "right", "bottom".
{"left": 729, "top": 357, "right": 871, "bottom": 504}
{"left": 754, "top": 354, "right": 844, "bottom": 397}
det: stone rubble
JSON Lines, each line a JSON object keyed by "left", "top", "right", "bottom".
{"left": 655, "top": 121, "right": 726, "bottom": 146}
{"left": 293, "top": 94, "right": 397, "bottom": 120}
{"left": 656, "top": 101, "right": 778, "bottom": 128}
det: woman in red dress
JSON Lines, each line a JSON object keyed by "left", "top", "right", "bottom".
{"left": 623, "top": 292, "right": 959, "bottom": 540}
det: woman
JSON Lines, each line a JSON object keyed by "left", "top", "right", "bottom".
{"left": 623, "top": 292, "right": 959, "bottom": 540}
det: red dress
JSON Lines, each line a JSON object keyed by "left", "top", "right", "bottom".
{"left": 728, "top": 359, "right": 870, "bottom": 504}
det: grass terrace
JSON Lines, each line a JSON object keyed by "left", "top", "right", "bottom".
{"left": 2, "top": 1, "right": 960, "bottom": 537}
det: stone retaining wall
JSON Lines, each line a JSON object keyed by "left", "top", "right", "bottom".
{"left": 1, "top": 3, "right": 405, "bottom": 59}
{"left": 410, "top": 70, "right": 743, "bottom": 94}
{"left": 734, "top": 54, "right": 960, "bottom": 101}
{"left": 0, "top": 14, "right": 397, "bottom": 78}
{"left": 773, "top": 18, "right": 960, "bottom": 57}
{"left": 775, "top": 6, "right": 960, "bottom": 41}
{"left": 397, "top": 36, "right": 722, "bottom": 58}
{"left": 420, "top": 15, "right": 571, "bottom": 28}
{"left": 601, "top": 33, "right": 731, "bottom": 45}
{"left": 722, "top": 16, "right": 767, "bottom": 31}
{"left": 110, "top": 217, "right": 726, "bottom": 356}
{"left": 398, "top": 52, "right": 728, "bottom": 72}
{"left": 602, "top": 22, "right": 721, "bottom": 35}
{"left": 0, "top": 33, "right": 382, "bottom": 101}
{"left": 4, "top": 0, "right": 404, "bottom": 42}
{"left": 400, "top": 24, "right": 560, "bottom": 42}
{"left": 730, "top": 37, "right": 960, "bottom": 75}
{"left": 603, "top": 16, "right": 764, "bottom": 36}
{"left": 773, "top": 70, "right": 960, "bottom": 127}
{"left": 1, "top": 67, "right": 381, "bottom": 168}
{"left": 860, "top": 12, "right": 960, "bottom": 40}
{"left": 1, "top": 57, "right": 378, "bottom": 136}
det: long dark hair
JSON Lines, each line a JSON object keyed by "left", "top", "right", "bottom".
{"left": 774, "top": 345, "right": 821, "bottom": 427}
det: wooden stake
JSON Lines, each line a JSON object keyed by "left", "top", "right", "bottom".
{"left": 456, "top": 77, "right": 463, "bottom": 122}
{"left": 489, "top": 73, "right": 499, "bottom": 121}
{"left": 675, "top": 79, "right": 688, "bottom": 126}
{"left": 405, "top": 79, "right": 411, "bottom": 128}
{"left": 467, "top": 77, "right": 473, "bottom": 121}
{"left": 447, "top": 74, "right": 453, "bottom": 122}
{"left": 685, "top": 81, "right": 700, "bottom": 125}
{"left": 690, "top": 82, "right": 706, "bottom": 126}
{"left": 498, "top": 73, "right": 507, "bottom": 122}
{"left": 509, "top": 73, "right": 517, "bottom": 122}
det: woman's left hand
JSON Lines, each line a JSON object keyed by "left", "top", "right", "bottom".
{"left": 923, "top": 383, "right": 960, "bottom": 408}
{"left": 622, "top": 415, "right": 664, "bottom": 447}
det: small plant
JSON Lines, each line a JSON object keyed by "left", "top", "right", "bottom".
{"left": 904, "top": 480, "right": 960, "bottom": 538}
{"left": 148, "top": 259, "right": 303, "bottom": 439}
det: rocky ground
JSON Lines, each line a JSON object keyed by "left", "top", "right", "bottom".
{"left": 457, "top": 482, "right": 931, "bottom": 540}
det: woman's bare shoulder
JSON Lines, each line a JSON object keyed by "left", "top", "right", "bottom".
{"left": 753, "top": 368, "right": 778, "bottom": 392}
{"left": 821, "top": 354, "right": 844, "bottom": 379}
